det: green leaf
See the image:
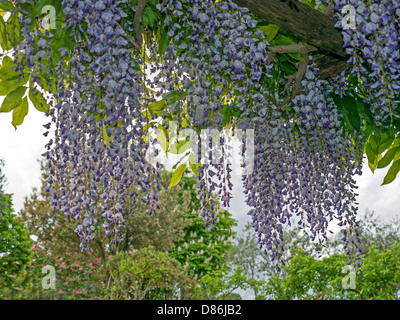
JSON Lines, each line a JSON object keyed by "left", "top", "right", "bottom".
{"left": 38, "top": 75, "right": 56, "bottom": 93}
{"left": 377, "top": 147, "right": 400, "bottom": 169}
{"left": 330, "top": 93, "right": 342, "bottom": 108}
{"left": 29, "top": 88, "right": 49, "bottom": 112}
{"left": 178, "top": 141, "right": 190, "bottom": 154}
{"left": 34, "top": 0, "right": 51, "bottom": 18}
{"left": 148, "top": 99, "right": 166, "bottom": 112}
{"left": 331, "top": 94, "right": 363, "bottom": 133}
{"left": 51, "top": 28, "right": 71, "bottom": 53}
{"left": 365, "top": 143, "right": 377, "bottom": 172}
{"left": 287, "top": 52, "right": 304, "bottom": 61}
{"left": 259, "top": 24, "right": 280, "bottom": 42}
{"left": 147, "top": 99, "right": 166, "bottom": 117}
{"left": 382, "top": 160, "right": 400, "bottom": 185}
{"left": 189, "top": 157, "right": 201, "bottom": 175}
{"left": 0, "top": 72, "right": 30, "bottom": 95}
{"left": 355, "top": 97, "right": 374, "bottom": 124}
{"left": 172, "top": 152, "right": 190, "bottom": 170}
{"left": 273, "top": 34, "right": 293, "bottom": 45}
{"left": 1, "top": 55, "right": 12, "bottom": 67}
{"left": 342, "top": 96, "right": 361, "bottom": 131}
{"left": 157, "top": 127, "right": 169, "bottom": 153}
{"left": 11, "top": 97, "right": 28, "bottom": 129}
{"left": 377, "top": 132, "right": 394, "bottom": 154}
{"left": 369, "top": 134, "right": 379, "bottom": 154}
{"left": 169, "top": 140, "right": 189, "bottom": 154}
{"left": 0, "top": 1, "right": 15, "bottom": 11}
{"left": 394, "top": 148, "right": 400, "bottom": 162}
{"left": 5, "top": 13, "right": 21, "bottom": 46}
{"left": 0, "top": 63, "right": 18, "bottom": 81}
{"left": 17, "top": 2, "right": 33, "bottom": 17}
{"left": 0, "top": 86, "right": 27, "bottom": 113}
{"left": 0, "top": 15, "right": 10, "bottom": 50}
{"left": 278, "top": 62, "right": 297, "bottom": 74}
{"left": 102, "top": 125, "right": 113, "bottom": 147}
{"left": 130, "top": 57, "right": 141, "bottom": 71}
{"left": 169, "top": 163, "right": 187, "bottom": 188}
{"left": 158, "top": 28, "right": 170, "bottom": 55}
{"left": 142, "top": 6, "right": 157, "bottom": 28}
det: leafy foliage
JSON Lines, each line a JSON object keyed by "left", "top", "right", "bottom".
{"left": 227, "top": 223, "right": 271, "bottom": 297}
{"left": 95, "top": 248, "right": 196, "bottom": 300}
{"left": 193, "top": 266, "right": 262, "bottom": 300}
{"left": 261, "top": 243, "right": 400, "bottom": 300}
{"left": 0, "top": 194, "right": 33, "bottom": 298}
{"left": 170, "top": 174, "right": 237, "bottom": 279}
{"left": 19, "top": 166, "right": 196, "bottom": 261}
{"left": 1, "top": 0, "right": 400, "bottom": 269}
{"left": 15, "top": 163, "right": 238, "bottom": 299}
{"left": 6, "top": 238, "right": 102, "bottom": 300}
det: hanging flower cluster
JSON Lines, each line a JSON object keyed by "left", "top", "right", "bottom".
{"left": 7, "top": 0, "right": 383, "bottom": 267}
{"left": 12, "top": 0, "right": 161, "bottom": 252}
{"left": 242, "top": 63, "right": 364, "bottom": 267}
{"left": 332, "top": 0, "right": 400, "bottom": 127}
{"left": 151, "top": 0, "right": 273, "bottom": 227}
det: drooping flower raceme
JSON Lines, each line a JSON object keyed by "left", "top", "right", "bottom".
{"left": 12, "top": 0, "right": 161, "bottom": 252}
{"left": 245, "top": 64, "right": 364, "bottom": 267}
{"left": 151, "top": 0, "right": 273, "bottom": 227}
{"left": 332, "top": 0, "right": 400, "bottom": 128}
{"left": 8, "top": 0, "right": 372, "bottom": 267}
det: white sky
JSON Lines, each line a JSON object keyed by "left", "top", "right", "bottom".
{"left": 0, "top": 101, "right": 49, "bottom": 212}
{"left": 1, "top": 104, "right": 399, "bottom": 231}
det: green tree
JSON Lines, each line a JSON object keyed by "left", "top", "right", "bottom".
{"left": 11, "top": 239, "right": 102, "bottom": 300}
{"left": 321, "top": 209, "right": 400, "bottom": 257}
{"left": 0, "top": 194, "right": 33, "bottom": 299}
{"left": 227, "top": 223, "right": 270, "bottom": 297}
{"left": 170, "top": 174, "right": 237, "bottom": 279}
{"left": 226, "top": 211, "right": 400, "bottom": 300}
{"left": 254, "top": 212, "right": 400, "bottom": 300}
{"left": 17, "top": 164, "right": 239, "bottom": 299}
{"left": 260, "top": 243, "right": 400, "bottom": 300}
{"left": 1, "top": 0, "right": 400, "bottom": 271}
{"left": 193, "top": 266, "right": 263, "bottom": 300}
{"left": 19, "top": 165, "right": 237, "bottom": 272}
{"left": 0, "top": 159, "right": 32, "bottom": 299}
{"left": 226, "top": 221, "right": 329, "bottom": 298}
{"left": 95, "top": 247, "right": 196, "bottom": 300}
{"left": 0, "top": 158, "right": 7, "bottom": 214}
{"left": 18, "top": 167, "right": 193, "bottom": 263}
{"left": 357, "top": 209, "right": 400, "bottom": 254}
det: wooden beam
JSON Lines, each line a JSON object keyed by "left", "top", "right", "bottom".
{"left": 312, "top": 53, "right": 350, "bottom": 79}
{"left": 232, "top": 0, "right": 347, "bottom": 58}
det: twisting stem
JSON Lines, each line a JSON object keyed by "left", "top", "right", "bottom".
{"left": 322, "top": 2, "right": 335, "bottom": 18}
{"left": 266, "top": 43, "right": 316, "bottom": 107}
{"left": 281, "top": 53, "right": 310, "bottom": 105}
{"left": 267, "top": 43, "right": 317, "bottom": 55}
{"left": 134, "top": 0, "right": 150, "bottom": 48}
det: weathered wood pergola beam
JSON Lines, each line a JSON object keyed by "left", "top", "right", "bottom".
{"left": 232, "top": 0, "right": 346, "bottom": 58}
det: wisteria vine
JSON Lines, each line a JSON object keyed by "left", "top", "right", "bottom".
{"left": 3, "top": 0, "right": 399, "bottom": 268}
{"left": 331, "top": 0, "right": 400, "bottom": 127}
{"left": 10, "top": 0, "right": 161, "bottom": 253}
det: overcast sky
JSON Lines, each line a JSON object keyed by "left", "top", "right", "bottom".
{"left": 0, "top": 102, "right": 49, "bottom": 212}
{"left": 1, "top": 104, "right": 399, "bottom": 234}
